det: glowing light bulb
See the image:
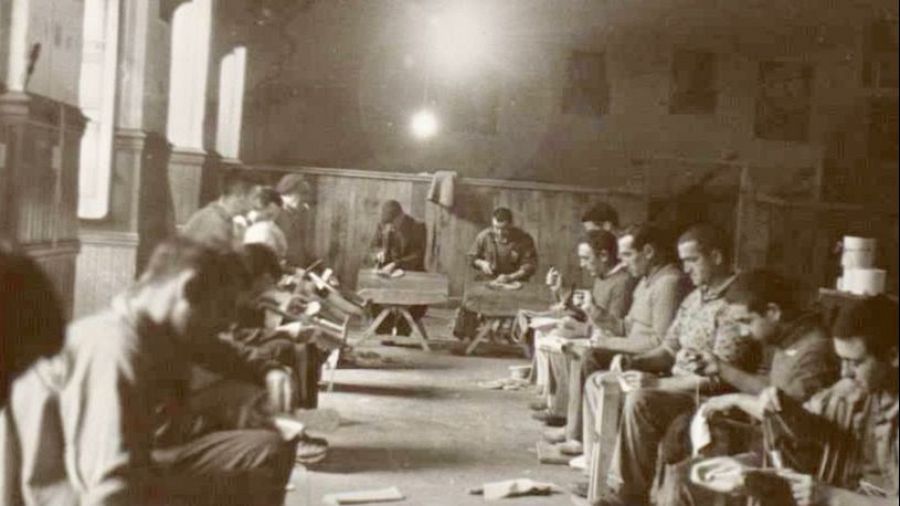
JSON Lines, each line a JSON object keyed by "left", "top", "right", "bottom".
{"left": 410, "top": 109, "right": 438, "bottom": 139}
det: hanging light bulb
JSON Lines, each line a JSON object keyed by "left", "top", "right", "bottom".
{"left": 410, "top": 109, "right": 438, "bottom": 139}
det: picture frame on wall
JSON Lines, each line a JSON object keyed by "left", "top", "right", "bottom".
{"left": 753, "top": 61, "right": 814, "bottom": 143}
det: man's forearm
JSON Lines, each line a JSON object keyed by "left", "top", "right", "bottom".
{"left": 719, "top": 361, "right": 769, "bottom": 394}
{"left": 631, "top": 346, "right": 675, "bottom": 373}
{"left": 659, "top": 374, "right": 710, "bottom": 393}
{"left": 594, "top": 336, "right": 657, "bottom": 355}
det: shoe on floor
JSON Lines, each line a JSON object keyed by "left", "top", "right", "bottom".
{"left": 570, "top": 480, "right": 589, "bottom": 498}
{"left": 557, "top": 439, "right": 583, "bottom": 456}
{"left": 531, "top": 410, "right": 566, "bottom": 427}
{"left": 542, "top": 426, "right": 567, "bottom": 443}
{"left": 528, "top": 398, "right": 547, "bottom": 411}
{"left": 295, "top": 434, "right": 328, "bottom": 465}
{"left": 568, "top": 454, "right": 587, "bottom": 470}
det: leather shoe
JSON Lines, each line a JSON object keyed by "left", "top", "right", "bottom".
{"left": 542, "top": 427, "right": 566, "bottom": 443}
{"left": 531, "top": 410, "right": 566, "bottom": 427}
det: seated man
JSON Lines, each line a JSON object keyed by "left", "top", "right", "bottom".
{"left": 369, "top": 200, "right": 427, "bottom": 336}
{"left": 275, "top": 173, "right": 315, "bottom": 268}
{"left": 585, "top": 224, "right": 759, "bottom": 504}
{"left": 2, "top": 238, "right": 299, "bottom": 506}
{"left": 519, "top": 201, "right": 623, "bottom": 381}
{"left": 452, "top": 207, "right": 538, "bottom": 339}
{"left": 693, "top": 295, "right": 898, "bottom": 506}
{"left": 655, "top": 269, "right": 839, "bottom": 506}
{"left": 531, "top": 229, "right": 635, "bottom": 427}
{"left": 563, "top": 224, "right": 688, "bottom": 474}
{"left": 182, "top": 171, "right": 256, "bottom": 250}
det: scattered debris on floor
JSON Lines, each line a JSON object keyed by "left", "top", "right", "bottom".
{"left": 341, "top": 349, "right": 411, "bottom": 368}
{"left": 476, "top": 377, "right": 531, "bottom": 391}
{"left": 468, "top": 478, "right": 562, "bottom": 500}
{"left": 322, "top": 486, "right": 405, "bottom": 505}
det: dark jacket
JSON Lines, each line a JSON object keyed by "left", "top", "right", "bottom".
{"left": 467, "top": 226, "right": 538, "bottom": 280}
{"left": 370, "top": 213, "right": 426, "bottom": 271}
{"left": 181, "top": 201, "right": 235, "bottom": 250}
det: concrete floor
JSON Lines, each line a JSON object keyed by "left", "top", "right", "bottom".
{"left": 285, "top": 312, "right": 580, "bottom": 506}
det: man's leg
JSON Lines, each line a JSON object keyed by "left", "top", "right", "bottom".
{"left": 547, "top": 349, "right": 570, "bottom": 418}
{"left": 154, "top": 430, "right": 299, "bottom": 506}
{"left": 533, "top": 330, "right": 552, "bottom": 397}
{"left": 567, "top": 348, "right": 618, "bottom": 442}
{"left": 606, "top": 388, "right": 696, "bottom": 503}
{"left": 582, "top": 371, "right": 624, "bottom": 500}
{"left": 451, "top": 307, "right": 478, "bottom": 339}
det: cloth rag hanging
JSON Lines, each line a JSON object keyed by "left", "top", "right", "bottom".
{"left": 426, "top": 170, "right": 457, "bottom": 208}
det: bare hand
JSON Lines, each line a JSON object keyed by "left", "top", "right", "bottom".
{"left": 375, "top": 250, "right": 387, "bottom": 264}
{"left": 776, "top": 469, "right": 831, "bottom": 506}
{"left": 758, "top": 386, "right": 783, "bottom": 413}
{"left": 573, "top": 290, "right": 594, "bottom": 313}
{"left": 383, "top": 262, "right": 397, "bottom": 273}
{"left": 495, "top": 273, "right": 512, "bottom": 284}
{"left": 476, "top": 259, "right": 494, "bottom": 276}
{"left": 265, "top": 369, "right": 294, "bottom": 413}
{"left": 546, "top": 267, "right": 562, "bottom": 291}
{"left": 677, "top": 348, "right": 716, "bottom": 375}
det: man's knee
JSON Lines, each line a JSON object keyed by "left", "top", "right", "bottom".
{"left": 239, "top": 430, "right": 296, "bottom": 470}
{"left": 622, "top": 388, "right": 656, "bottom": 419}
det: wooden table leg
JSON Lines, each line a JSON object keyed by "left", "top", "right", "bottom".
{"left": 465, "top": 320, "right": 493, "bottom": 355}
{"left": 398, "top": 307, "right": 431, "bottom": 352}
{"left": 359, "top": 307, "right": 393, "bottom": 344}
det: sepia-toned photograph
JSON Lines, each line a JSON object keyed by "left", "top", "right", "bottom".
{"left": 0, "top": 1, "right": 897, "bottom": 505}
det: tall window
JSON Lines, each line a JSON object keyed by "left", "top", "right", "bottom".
{"left": 77, "top": 0, "right": 120, "bottom": 219}
{"left": 167, "top": 0, "right": 211, "bottom": 150}
{"left": 216, "top": 47, "right": 247, "bottom": 159}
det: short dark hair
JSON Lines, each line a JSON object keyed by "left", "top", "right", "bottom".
{"left": 579, "top": 229, "right": 618, "bottom": 259}
{"left": 251, "top": 186, "right": 283, "bottom": 209}
{"left": 222, "top": 171, "right": 257, "bottom": 198}
{"left": 725, "top": 269, "right": 800, "bottom": 316}
{"left": 137, "top": 237, "right": 250, "bottom": 302}
{"left": 832, "top": 295, "right": 899, "bottom": 357}
{"left": 581, "top": 202, "right": 619, "bottom": 228}
{"left": 678, "top": 223, "right": 732, "bottom": 263}
{"left": 275, "top": 174, "right": 311, "bottom": 195}
{"left": 492, "top": 207, "right": 513, "bottom": 224}
{"left": 239, "top": 243, "right": 282, "bottom": 280}
{"left": 626, "top": 223, "right": 674, "bottom": 262}
{"left": 1, "top": 246, "right": 66, "bottom": 406}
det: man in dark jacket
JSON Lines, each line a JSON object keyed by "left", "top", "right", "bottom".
{"left": 369, "top": 200, "right": 427, "bottom": 336}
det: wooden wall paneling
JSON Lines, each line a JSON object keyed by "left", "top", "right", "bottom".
{"left": 74, "top": 233, "right": 140, "bottom": 317}
{"left": 251, "top": 166, "right": 649, "bottom": 297}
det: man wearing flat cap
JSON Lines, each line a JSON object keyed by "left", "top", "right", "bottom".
{"left": 275, "top": 174, "right": 315, "bottom": 268}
